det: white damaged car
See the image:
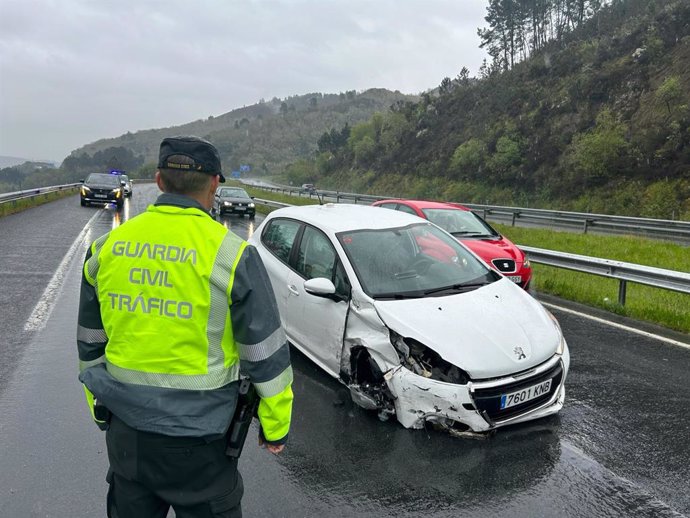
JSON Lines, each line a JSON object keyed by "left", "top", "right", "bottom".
{"left": 249, "top": 204, "right": 569, "bottom": 434}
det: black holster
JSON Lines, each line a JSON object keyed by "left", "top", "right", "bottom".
{"left": 225, "top": 378, "right": 259, "bottom": 458}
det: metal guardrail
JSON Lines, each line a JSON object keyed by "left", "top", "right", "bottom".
{"left": 462, "top": 204, "right": 690, "bottom": 242}
{"left": 252, "top": 197, "right": 292, "bottom": 209}
{"left": 521, "top": 246, "right": 690, "bottom": 305}
{"left": 0, "top": 183, "right": 81, "bottom": 206}
{"left": 251, "top": 196, "right": 690, "bottom": 307}
{"left": 246, "top": 183, "right": 690, "bottom": 243}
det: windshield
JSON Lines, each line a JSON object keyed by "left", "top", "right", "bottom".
{"left": 85, "top": 173, "right": 120, "bottom": 186}
{"left": 218, "top": 188, "right": 250, "bottom": 198}
{"left": 422, "top": 208, "right": 497, "bottom": 237}
{"left": 338, "top": 223, "right": 495, "bottom": 299}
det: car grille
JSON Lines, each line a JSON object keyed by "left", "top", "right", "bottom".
{"left": 90, "top": 188, "right": 113, "bottom": 196}
{"left": 471, "top": 361, "right": 563, "bottom": 422}
{"left": 492, "top": 258, "right": 516, "bottom": 273}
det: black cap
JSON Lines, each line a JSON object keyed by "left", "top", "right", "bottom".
{"left": 158, "top": 136, "right": 225, "bottom": 182}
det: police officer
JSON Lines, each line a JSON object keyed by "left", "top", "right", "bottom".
{"left": 76, "top": 136, "right": 293, "bottom": 517}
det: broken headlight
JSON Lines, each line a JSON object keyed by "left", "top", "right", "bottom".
{"left": 389, "top": 330, "right": 470, "bottom": 385}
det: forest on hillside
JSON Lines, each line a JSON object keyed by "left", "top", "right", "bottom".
{"left": 0, "top": 89, "right": 414, "bottom": 193}
{"left": 291, "top": 0, "right": 690, "bottom": 219}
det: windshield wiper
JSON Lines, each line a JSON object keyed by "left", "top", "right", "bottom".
{"left": 422, "top": 282, "right": 488, "bottom": 296}
{"left": 450, "top": 231, "right": 487, "bottom": 237}
{"left": 375, "top": 292, "right": 425, "bottom": 300}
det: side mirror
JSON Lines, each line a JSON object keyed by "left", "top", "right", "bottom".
{"left": 79, "top": 179, "right": 84, "bottom": 183}
{"left": 251, "top": 196, "right": 255, "bottom": 199}
{"left": 303, "top": 278, "right": 336, "bottom": 298}
{"left": 120, "top": 180, "right": 126, "bottom": 185}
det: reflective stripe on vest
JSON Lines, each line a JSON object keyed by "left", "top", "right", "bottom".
{"left": 94, "top": 204, "right": 247, "bottom": 391}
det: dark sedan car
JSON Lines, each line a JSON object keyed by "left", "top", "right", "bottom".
{"left": 213, "top": 187, "right": 256, "bottom": 219}
{"left": 80, "top": 173, "right": 125, "bottom": 209}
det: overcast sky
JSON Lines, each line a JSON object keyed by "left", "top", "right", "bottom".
{"left": 0, "top": 0, "right": 489, "bottom": 163}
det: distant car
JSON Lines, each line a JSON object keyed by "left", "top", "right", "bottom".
{"left": 249, "top": 204, "right": 569, "bottom": 433}
{"left": 213, "top": 187, "right": 256, "bottom": 219}
{"left": 372, "top": 199, "right": 532, "bottom": 290}
{"left": 301, "top": 183, "right": 317, "bottom": 194}
{"left": 80, "top": 173, "right": 125, "bottom": 209}
{"left": 120, "top": 174, "right": 133, "bottom": 197}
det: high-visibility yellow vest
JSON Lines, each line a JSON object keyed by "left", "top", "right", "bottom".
{"left": 78, "top": 200, "right": 292, "bottom": 442}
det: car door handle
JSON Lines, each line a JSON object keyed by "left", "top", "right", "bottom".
{"left": 287, "top": 285, "right": 299, "bottom": 295}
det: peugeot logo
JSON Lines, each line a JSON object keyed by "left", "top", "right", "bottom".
{"left": 514, "top": 346, "right": 526, "bottom": 360}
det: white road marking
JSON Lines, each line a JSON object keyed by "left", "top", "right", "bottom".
{"left": 23, "top": 213, "right": 100, "bottom": 332}
{"left": 542, "top": 301, "right": 690, "bottom": 350}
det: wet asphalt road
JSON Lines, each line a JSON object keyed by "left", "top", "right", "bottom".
{"left": 0, "top": 184, "right": 689, "bottom": 517}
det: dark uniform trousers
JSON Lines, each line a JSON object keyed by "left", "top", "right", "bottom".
{"left": 105, "top": 415, "right": 243, "bottom": 518}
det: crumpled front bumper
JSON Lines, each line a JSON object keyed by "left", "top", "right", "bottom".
{"left": 383, "top": 348, "right": 569, "bottom": 432}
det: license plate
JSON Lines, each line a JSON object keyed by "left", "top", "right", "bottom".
{"left": 500, "top": 379, "right": 552, "bottom": 409}
{"left": 94, "top": 194, "right": 107, "bottom": 199}
{"left": 508, "top": 275, "right": 522, "bottom": 283}
{"left": 235, "top": 206, "right": 246, "bottom": 211}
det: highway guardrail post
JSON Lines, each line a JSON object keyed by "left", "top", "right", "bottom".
{"left": 618, "top": 279, "right": 627, "bottom": 306}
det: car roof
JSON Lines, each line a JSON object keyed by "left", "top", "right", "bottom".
{"left": 375, "top": 199, "right": 470, "bottom": 211}
{"left": 269, "top": 203, "right": 426, "bottom": 233}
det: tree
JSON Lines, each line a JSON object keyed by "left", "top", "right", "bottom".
{"left": 456, "top": 67, "right": 471, "bottom": 87}
{"left": 656, "top": 76, "right": 684, "bottom": 117}
{"left": 353, "top": 136, "right": 376, "bottom": 166}
{"left": 439, "top": 77, "right": 453, "bottom": 95}
{"left": 488, "top": 135, "right": 523, "bottom": 180}
{"left": 568, "top": 109, "right": 629, "bottom": 184}
{"left": 450, "top": 138, "right": 486, "bottom": 178}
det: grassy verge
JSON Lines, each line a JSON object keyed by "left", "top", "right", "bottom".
{"left": 237, "top": 184, "right": 689, "bottom": 334}
{"left": 494, "top": 224, "right": 690, "bottom": 334}
{"left": 0, "top": 188, "right": 79, "bottom": 218}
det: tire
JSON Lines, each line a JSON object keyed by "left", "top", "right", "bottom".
{"left": 249, "top": 213, "right": 255, "bottom": 220}
{"left": 80, "top": 199, "right": 87, "bottom": 207}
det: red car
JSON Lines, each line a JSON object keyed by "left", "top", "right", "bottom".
{"left": 372, "top": 199, "right": 532, "bottom": 289}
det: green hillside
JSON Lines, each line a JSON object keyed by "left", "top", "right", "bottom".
{"left": 293, "top": 0, "right": 690, "bottom": 220}
{"left": 61, "top": 89, "right": 417, "bottom": 178}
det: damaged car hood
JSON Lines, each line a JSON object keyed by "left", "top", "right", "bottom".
{"left": 373, "top": 279, "right": 559, "bottom": 379}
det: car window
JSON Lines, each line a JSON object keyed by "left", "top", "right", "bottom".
{"left": 377, "top": 203, "right": 397, "bottom": 210}
{"left": 333, "top": 260, "right": 351, "bottom": 298}
{"left": 295, "top": 226, "right": 336, "bottom": 281}
{"left": 262, "top": 219, "right": 301, "bottom": 264}
{"left": 338, "top": 223, "right": 493, "bottom": 298}
{"left": 85, "top": 173, "right": 119, "bottom": 186}
{"left": 396, "top": 204, "right": 418, "bottom": 216}
{"left": 422, "top": 208, "right": 496, "bottom": 237}
{"left": 218, "top": 188, "right": 249, "bottom": 198}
